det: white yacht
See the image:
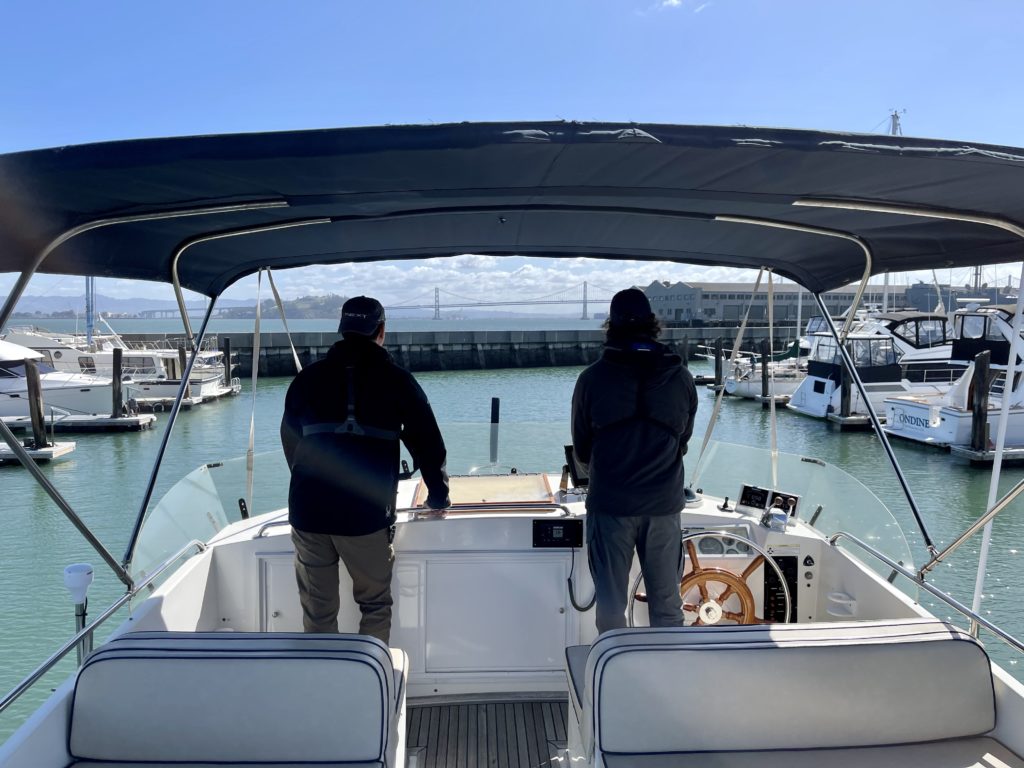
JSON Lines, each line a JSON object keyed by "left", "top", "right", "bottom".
{"left": 2, "top": 122, "right": 1024, "bottom": 767}
{"left": 2, "top": 326, "right": 239, "bottom": 402}
{"left": 787, "top": 331, "right": 949, "bottom": 420}
{"left": 855, "top": 310, "right": 959, "bottom": 382}
{"left": 0, "top": 339, "right": 115, "bottom": 418}
{"left": 885, "top": 304, "right": 1024, "bottom": 449}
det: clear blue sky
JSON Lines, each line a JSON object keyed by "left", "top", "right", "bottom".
{"left": 3, "top": 0, "right": 1023, "bottom": 304}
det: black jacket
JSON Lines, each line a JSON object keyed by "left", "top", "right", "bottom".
{"left": 281, "top": 337, "right": 449, "bottom": 536}
{"left": 571, "top": 339, "right": 698, "bottom": 517}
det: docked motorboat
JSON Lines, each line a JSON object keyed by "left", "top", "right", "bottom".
{"left": 2, "top": 326, "right": 239, "bottom": 402}
{"left": 0, "top": 339, "right": 116, "bottom": 418}
{"left": 786, "top": 331, "right": 949, "bottom": 421}
{"left": 885, "top": 304, "right": 1024, "bottom": 450}
{"left": 3, "top": 123, "right": 1024, "bottom": 767}
{"left": 855, "top": 310, "right": 960, "bottom": 383}
{"left": 722, "top": 340, "right": 807, "bottom": 399}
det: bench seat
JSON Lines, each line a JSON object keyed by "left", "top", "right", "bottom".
{"left": 598, "top": 737, "right": 1023, "bottom": 767}
{"left": 566, "top": 619, "right": 1022, "bottom": 768}
{"left": 67, "top": 632, "right": 407, "bottom": 767}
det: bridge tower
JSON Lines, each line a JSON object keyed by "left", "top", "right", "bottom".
{"left": 581, "top": 281, "right": 588, "bottom": 320}
{"left": 434, "top": 287, "right": 441, "bottom": 320}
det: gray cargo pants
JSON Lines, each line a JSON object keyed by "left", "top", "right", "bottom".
{"left": 291, "top": 526, "right": 395, "bottom": 643}
{"left": 587, "top": 513, "right": 684, "bottom": 633}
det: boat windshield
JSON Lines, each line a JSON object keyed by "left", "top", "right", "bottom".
{"left": 693, "top": 440, "right": 915, "bottom": 582}
{"left": 131, "top": 424, "right": 914, "bottom": 593}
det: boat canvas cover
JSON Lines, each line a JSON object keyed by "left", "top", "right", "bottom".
{"left": 1, "top": 122, "right": 1024, "bottom": 296}
{"left": 0, "top": 339, "right": 44, "bottom": 362}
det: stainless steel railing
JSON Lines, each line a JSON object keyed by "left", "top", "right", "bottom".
{"left": 0, "top": 539, "right": 207, "bottom": 718}
{"left": 829, "top": 531, "right": 1024, "bottom": 654}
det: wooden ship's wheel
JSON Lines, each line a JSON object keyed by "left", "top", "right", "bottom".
{"left": 630, "top": 531, "right": 792, "bottom": 627}
{"left": 679, "top": 540, "right": 763, "bottom": 625}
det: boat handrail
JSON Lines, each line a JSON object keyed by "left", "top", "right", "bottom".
{"left": 0, "top": 538, "right": 207, "bottom": 719}
{"left": 255, "top": 519, "right": 290, "bottom": 538}
{"left": 828, "top": 531, "right": 1024, "bottom": 654}
{"left": 405, "top": 502, "right": 574, "bottom": 518}
{"left": 254, "top": 502, "right": 574, "bottom": 538}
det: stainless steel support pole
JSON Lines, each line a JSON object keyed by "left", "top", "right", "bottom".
{"left": 830, "top": 531, "right": 1024, "bottom": 655}
{"left": 919, "top": 477, "right": 1024, "bottom": 578}
{"left": 0, "top": 540, "right": 206, "bottom": 717}
{"left": 814, "top": 293, "right": 936, "bottom": 552}
{"left": 0, "top": 419, "right": 133, "bottom": 587}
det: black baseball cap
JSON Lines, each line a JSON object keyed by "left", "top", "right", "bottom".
{"left": 608, "top": 288, "right": 654, "bottom": 326}
{"left": 339, "top": 296, "right": 386, "bottom": 335}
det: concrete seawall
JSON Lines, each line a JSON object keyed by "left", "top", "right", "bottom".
{"left": 125, "top": 327, "right": 798, "bottom": 377}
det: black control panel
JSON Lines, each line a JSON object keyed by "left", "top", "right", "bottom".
{"left": 533, "top": 519, "right": 583, "bottom": 548}
{"left": 764, "top": 555, "right": 798, "bottom": 622}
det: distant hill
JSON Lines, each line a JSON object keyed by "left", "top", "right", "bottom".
{"left": 220, "top": 294, "right": 348, "bottom": 319}
{"left": 2, "top": 293, "right": 254, "bottom": 317}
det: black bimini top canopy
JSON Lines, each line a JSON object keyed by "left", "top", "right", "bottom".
{"left": 1, "top": 121, "right": 1024, "bottom": 298}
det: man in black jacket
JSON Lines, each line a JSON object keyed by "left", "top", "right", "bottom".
{"left": 281, "top": 296, "right": 449, "bottom": 642}
{"left": 571, "top": 288, "right": 698, "bottom": 632}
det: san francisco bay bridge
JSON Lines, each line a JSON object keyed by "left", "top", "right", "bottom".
{"left": 383, "top": 281, "right": 620, "bottom": 320}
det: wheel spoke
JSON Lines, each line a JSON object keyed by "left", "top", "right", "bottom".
{"left": 741, "top": 554, "right": 766, "bottom": 581}
{"left": 682, "top": 602, "right": 700, "bottom": 613}
{"left": 697, "top": 580, "right": 709, "bottom": 602}
{"left": 717, "top": 585, "right": 735, "bottom": 605}
{"left": 722, "top": 611, "right": 745, "bottom": 622}
{"left": 685, "top": 541, "right": 702, "bottom": 574}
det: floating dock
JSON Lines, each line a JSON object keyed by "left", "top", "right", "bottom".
{"left": 950, "top": 445, "right": 1024, "bottom": 465}
{"left": 0, "top": 441, "right": 76, "bottom": 464}
{"left": 826, "top": 413, "right": 875, "bottom": 430}
{"left": 135, "top": 396, "right": 202, "bottom": 412}
{"left": 1, "top": 414, "right": 156, "bottom": 433}
{"left": 755, "top": 394, "right": 791, "bottom": 408}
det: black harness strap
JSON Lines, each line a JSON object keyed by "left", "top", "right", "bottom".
{"left": 301, "top": 366, "right": 401, "bottom": 442}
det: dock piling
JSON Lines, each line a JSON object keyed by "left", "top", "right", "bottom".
{"left": 111, "top": 348, "right": 123, "bottom": 418}
{"left": 760, "top": 339, "right": 770, "bottom": 400}
{"left": 714, "top": 338, "right": 724, "bottom": 388}
{"left": 25, "top": 359, "right": 48, "bottom": 448}
{"left": 177, "top": 347, "right": 191, "bottom": 399}
{"left": 489, "top": 397, "right": 500, "bottom": 465}
{"left": 221, "top": 338, "right": 232, "bottom": 384}
{"left": 971, "top": 350, "right": 992, "bottom": 452}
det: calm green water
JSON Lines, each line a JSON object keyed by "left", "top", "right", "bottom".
{"left": 2, "top": 360, "right": 1023, "bottom": 739}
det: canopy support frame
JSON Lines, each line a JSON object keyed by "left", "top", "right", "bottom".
{"left": 716, "top": 214, "right": 936, "bottom": 552}
{"left": 170, "top": 217, "right": 332, "bottom": 348}
{"left": 0, "top": 201, "right": 288, "bottom": 588}
{"left": 798, "top": 198, "right": 1024, "bottom": 633}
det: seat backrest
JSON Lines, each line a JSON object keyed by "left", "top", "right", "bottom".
{"left": 583, "top": 619, "right": 994, "bottom": 757}
{"left": 69, "top": 631, "right": 404, "bottom": 764}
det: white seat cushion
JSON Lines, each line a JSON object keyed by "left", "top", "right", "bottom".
{"left": 69, "top": 632, "right": 406, "bottom": 765}
{"left": 572, "top": 619, "right": 995, "bottom": 759}
{"left": 598, "top": 737, "right": 1024, "bottom": 767}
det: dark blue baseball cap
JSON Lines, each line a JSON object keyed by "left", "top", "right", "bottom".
{"left": 339, "top": 295, "right": 386, "bottom": 335}
{"left": 608, "top": 288, "right": 654, "bottom": 326}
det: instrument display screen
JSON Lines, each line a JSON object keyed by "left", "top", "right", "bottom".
{"left": 738, "top": 485, "right": 770, "bottom": 511}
